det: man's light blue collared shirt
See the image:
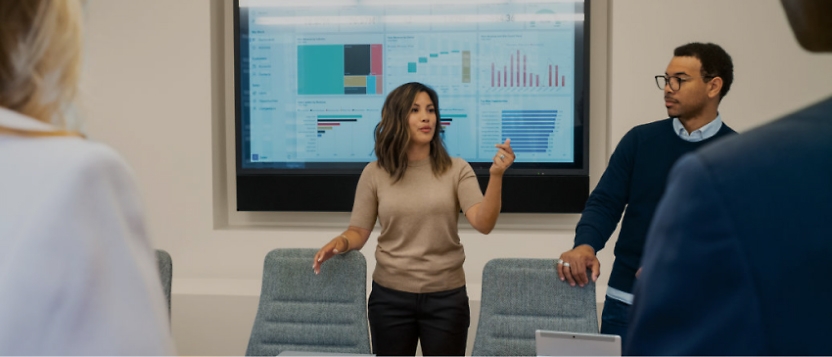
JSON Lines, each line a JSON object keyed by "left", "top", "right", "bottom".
{"left": 672, "top": 114, "right": 723, "bottom": 142}
{"left": 606, "top": 114, "right": 724, "bottom": 306}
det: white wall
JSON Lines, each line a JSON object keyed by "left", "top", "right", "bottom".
{"left": 609, "top": 0, "right": 832, "bottom": 144}
{"left": 80, "top": 0, "right": 832, "bottom": 355}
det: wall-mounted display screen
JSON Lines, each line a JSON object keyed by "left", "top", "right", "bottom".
{"left": 235, "top": 0, "right": 590, "bottom": 212}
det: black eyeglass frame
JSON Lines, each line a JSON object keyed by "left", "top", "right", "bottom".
{"left": 655, "top": 74, "right": 716, "bottom": 91}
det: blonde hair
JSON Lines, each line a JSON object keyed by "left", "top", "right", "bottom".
{"left": 0, "top": 0, "right": 83, "bottom": 128}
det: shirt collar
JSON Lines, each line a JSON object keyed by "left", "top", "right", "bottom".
{"left": 672, "top": 114, "right": 723, "bottom": 142}
{"left": 0, "top": 107, "right": 57, "bottom": 132}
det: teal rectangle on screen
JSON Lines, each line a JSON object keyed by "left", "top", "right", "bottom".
{"left": 297, "top": 45, "right": 344, "bottom": 95}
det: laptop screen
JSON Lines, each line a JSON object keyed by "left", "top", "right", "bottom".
{"left": 535, "top": 330, "right": 621, "bottom": 356}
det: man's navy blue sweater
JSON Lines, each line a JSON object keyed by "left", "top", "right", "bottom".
{"left": 574, "top": 118, "right": 736, "bottom": 294}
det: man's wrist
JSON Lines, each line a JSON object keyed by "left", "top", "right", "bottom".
{"left": 575, "top": 243, "right": 596, "bottom": 255}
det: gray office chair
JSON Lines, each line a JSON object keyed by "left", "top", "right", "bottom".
{"left": 155, "top": 249, "right": 172, "bottom": 316}
{"left": 472, "top": 258, "right": 599, "bottom": 356}
{"left": 246, "top": 248, "right": 371, "bottom": 356}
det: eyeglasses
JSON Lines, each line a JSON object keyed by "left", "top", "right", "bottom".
{"left": 655, "top": 75, "right": 715, "bottom": 91}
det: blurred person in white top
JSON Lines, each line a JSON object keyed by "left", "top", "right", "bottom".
{"left": 0, "top": 0, "right": 175, "bottom": 355}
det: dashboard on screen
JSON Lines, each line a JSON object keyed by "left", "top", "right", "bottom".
{"left": 235, "top": 0, "right": 590, "bottom": 213}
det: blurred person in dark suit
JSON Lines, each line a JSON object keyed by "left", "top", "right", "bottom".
{"left": 626, "top": 0, "right": 832, "bottom": 355}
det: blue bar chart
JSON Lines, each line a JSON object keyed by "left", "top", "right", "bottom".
{"left": 501, "top": 110, "right": 557, "bottom": 153}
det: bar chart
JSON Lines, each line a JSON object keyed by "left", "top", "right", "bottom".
{"left": 501, "top": 110, "right": 558, "bottom": 153}
{"left": 478, "top": 31, "right": 573, "bottom": 94}
{"left": 488, "top": 52, "right": 567, "bottom": 89}
{"left": 437, "top": 105, "right": 478, "bottom": 158}
{"left": 315, "top": 114, "right": 370, "bottom": 158}
{"left": 316, "top": 114, "right": 359, "bottom": 138}
{"left": 477, "top": 95, "right": 573, "bottom": 162}
{"left": 293, "top": 97, "right": 381, "bottom": 160}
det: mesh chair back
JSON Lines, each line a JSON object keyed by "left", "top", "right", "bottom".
{"left": 155, "top": 249, "right": 172, "bottom": 316}
{"left": 472, "top": 258, "right": 599, "bottom": 356}
{"left": 246, "top": 248, "right": 370, "bottom": 356}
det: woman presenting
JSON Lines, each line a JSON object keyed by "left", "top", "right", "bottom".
{"left": 313, "top": 82, "right": 514, "bottom": 356}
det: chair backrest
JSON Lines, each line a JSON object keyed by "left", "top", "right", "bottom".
{"left": 246, "top": 248, "right": 371, "bottom": 356}
{"left": 155, "top": 249, "right": 172, "bottom": 316}
{"left": 472, "top": 258, "right": 599, "bottom": 356}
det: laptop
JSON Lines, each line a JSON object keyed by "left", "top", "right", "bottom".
{"left": 277, "top": 352, "right": 373, "bottom": 356}
{"left": 535, "top": 330, "right": 621, "bottom": 356}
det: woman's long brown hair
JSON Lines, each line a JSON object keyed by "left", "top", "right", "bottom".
{"left": 374, "top": 82, "right": 451, "bottom": 182}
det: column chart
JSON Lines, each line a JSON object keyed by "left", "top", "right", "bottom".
{"left": 478, "top": 31, "right": 573, "bottom": 94}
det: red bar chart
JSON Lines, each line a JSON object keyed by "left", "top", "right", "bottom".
{"left": 489, "top": 49, "right": 566, "bottom": 89}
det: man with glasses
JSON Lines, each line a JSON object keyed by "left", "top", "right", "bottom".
{"left": 555, "top": 42, "right": 737, "bottom": 344}
{"left": 627, "top": 1, "right": 832, "bottom": 354}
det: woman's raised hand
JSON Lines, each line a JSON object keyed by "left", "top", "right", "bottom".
{"left": 490, "top": 138, "right": 515, "bottom": 175}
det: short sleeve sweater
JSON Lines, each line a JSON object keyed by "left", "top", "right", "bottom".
{"left": 349, "top": 157, "right": 484, "bottom": 293}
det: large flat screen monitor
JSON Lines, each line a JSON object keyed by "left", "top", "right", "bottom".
{"left": 235, "top": 0, "right": 590, "bottom": 213}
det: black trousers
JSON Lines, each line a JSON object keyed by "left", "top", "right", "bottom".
{"left": 368, "top": 281, "right": 470, "bottom": 356}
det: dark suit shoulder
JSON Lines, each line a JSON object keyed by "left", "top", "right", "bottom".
{"left": 695, "top": 96, "right": 832, "bottom": 172}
